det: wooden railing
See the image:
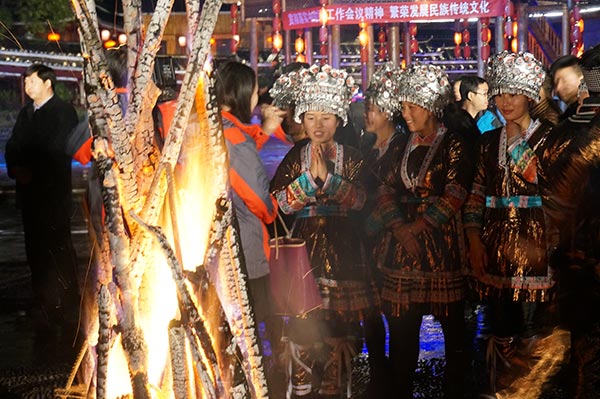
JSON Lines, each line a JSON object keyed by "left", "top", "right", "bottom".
{"left": 528, "top": 15, "right": 564, "bottom": 67}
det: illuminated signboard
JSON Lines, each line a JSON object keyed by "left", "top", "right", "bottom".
{"left": 282, "top": 0, "right": 504, "bottom": 29}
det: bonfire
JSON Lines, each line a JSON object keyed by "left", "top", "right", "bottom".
{"left": 55, "top": 0, "right": 268, "bottom": 398}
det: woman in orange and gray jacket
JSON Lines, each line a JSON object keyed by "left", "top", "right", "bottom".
{"left": 215, "top": 60, "right": 287, "bottom": 369}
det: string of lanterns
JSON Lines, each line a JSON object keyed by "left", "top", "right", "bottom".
{"left": 570, "top": 0, "right": 584, "bottom": 57}
{"left": 504, "top": 0, "right": 517, "bottom": 53}
{"left": 319, "top": 0, "right": 329, "bottom": 64}
{"left": 454, "top": 20, "right": 462, "bottom": 59}
{"left": 295, "top": 30, "right": 306, "bottom": 62}
{"left": 480, "top": 18, "right": 492, "bottom": 61}
{"left": 377, "top": 26, "right": 387, "bottom": 62}
{"left": 231, "top": 2, "right": 239, "bottom": 54}
{"left": 272, "top": 0, "right": 283, "bottom": 52}
{"left": 462, "top": 21, "right": 471, "bottom": 59}
{"left": 409, "top": 23, "right": 418, "bottom": 54}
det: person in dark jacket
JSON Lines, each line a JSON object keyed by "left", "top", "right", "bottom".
{"left": 5, "top": 64, "right": 81, "bottom": 362}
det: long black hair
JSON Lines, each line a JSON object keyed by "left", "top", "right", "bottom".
{"left": 215, "top": 61, "right": 256, "bottom": 124}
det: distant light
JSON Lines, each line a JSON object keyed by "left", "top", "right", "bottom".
{"left": 358, "top": 27, "right": 368, "bottom": 47}
{"left": 101, "top": 29, "right": 111, "bottom": 41}
{"left": 177, "top": 35, "right": 187, "bottom": 47}
{"left": 529, "top": 6, "right": 600, "bottom": 18}
{"left": 273, "top": 32, "right": 283, "bottom": 51}
{"left": 47, "top": 32, "right": 60, "bottom": 41}
{"left": 118, "top": 33, "right": 127, "bottom": 45}
{"left": 104, "top": 39, "right": 117, "bottom": 49}
{"left": 319, "top": 6, "right": 329, "bottom": 26}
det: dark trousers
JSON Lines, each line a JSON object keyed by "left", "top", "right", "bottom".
{"left": 23, "top": 206, "right": 79, "bottom": 310}
{"left": 387, "top": 301, "right": 466, "bottom": 399}
{"left": 21, "top": 203, "right": 80, "bottom": 359}
{"left": 364, "top": 312, "right": 392, "bottom": 398}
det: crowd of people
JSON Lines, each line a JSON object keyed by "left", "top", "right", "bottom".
{"left": 4, "top": 44, "right": 599, "bottom": 399}
{"left": 236, "top": 47, "right": 599, "bottom": 399}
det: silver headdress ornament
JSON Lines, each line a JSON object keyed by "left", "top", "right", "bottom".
{"left": 396, "top": 63, "right": 451, "bottom": 118}
{"left": 365, "top": 62, "right": 404, "bottom": 119}
{"left": 581, "top": 66, "right": 600, "bottom": 93}
{"left": 580, "top": 45, "right": 600, "bottom": 93}
{"left": 293, "top": 64, "right": 358, "bottom": 126}
{"left": 486, "top": 51, "right": 546, "bottom": 102}
{"left": 269, "top": 70, "right": 304, "bottom": 109}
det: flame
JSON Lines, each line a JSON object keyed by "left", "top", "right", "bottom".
{"left": 102, "top": 76, "right": 224, "bottom": 398}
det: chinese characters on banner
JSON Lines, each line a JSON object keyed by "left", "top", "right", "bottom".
{"left": 283, "top": 0, "right": 504, "bottom": 30}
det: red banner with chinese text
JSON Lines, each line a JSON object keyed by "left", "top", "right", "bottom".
{"left": 283, "top": 0, "right": 504, "bottom": 30}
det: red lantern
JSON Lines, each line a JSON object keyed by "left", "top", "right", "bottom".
{"left": 571, "top": 25, "right": 581, "bottom": 43}
{"left": 462, "top": 29, "right": 470, "bottom": 44}
{"left": 463, "top": 45, "right": 471, "bottom": 59}
{"left": 320, "top": 43, "right": 328, "bottom": 65}
{"left": 505, "top": 20, "right": 514, "bottom": 38}
{"left": 319, "top": 26, "right": 328, "bottom": 43}
{"left": 410, "top": 38, "right": 419, "bottom": 54}
{"left": 454, "top": 45, "right": 462, "bottom": 59}
{"left": 481, "top": 27, "right": 491, "bottom": 44}
{"left": 273, "top": 16, "right": 281, "bottom": 31}
{"left": 481, "top": 44, "right": 490, "bottom": 61}
{"left": 408, "top": 23, "right": 417, "bottom": 37}
{"left": 378, "top": 46, "right": 387, "bottom": 61}
{"left": 505, "top": 0, "right": 514, "bottom": 17}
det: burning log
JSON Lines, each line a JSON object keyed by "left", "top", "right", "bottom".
{"left": 168, "top": 320, "right": 191, "bottom": 399}
{"left": 129, "top": 212, "right": 223, "bottom": 394}
{"left": 206, "top": 199, "right": 269, "bottom": 399}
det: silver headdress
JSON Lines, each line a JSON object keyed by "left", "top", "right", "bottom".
{"left": 396, "top": 63, "right": 451, "bottom": 118}
{"left": 486, "top": 51, "right": 546, "bottom": 102}
{"left": 580, "top": 45, "right": 600, "bottom": 93}
{"left": 365, "top": 62, "right": 404, "bottom": 119}
{"left": 269, "top": 70, "right": 304, "bottom": 109}
{"left": 293, "top": 64, "right": 358, "bottom": 126}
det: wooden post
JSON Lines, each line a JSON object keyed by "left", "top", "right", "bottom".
{"left": 389, "top": 24, "right": 400, "bottom": 66}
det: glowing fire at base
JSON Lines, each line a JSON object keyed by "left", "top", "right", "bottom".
{"left": 56, "top": 3, "right": 269, "bottom": 392}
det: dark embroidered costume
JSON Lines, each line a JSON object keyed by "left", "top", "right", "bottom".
{"left": 464, "top": 120, "right": 556, "bottom": 302}
{"left": 271, "top": 141, "right": 377, "bottom": 321}
{"left": 538, "top": 97, "right": 600, "bottom": 399}
{"left": 368, "top": 127, "right": 473, "bottom": 316}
